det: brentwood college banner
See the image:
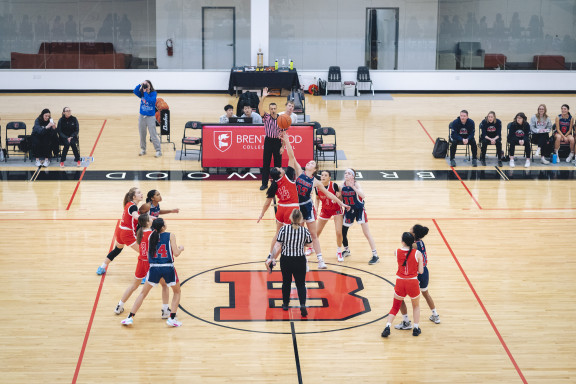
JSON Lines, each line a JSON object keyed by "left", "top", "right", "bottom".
{"left": 202, "top": 125, "right": 314, "bottom": 168}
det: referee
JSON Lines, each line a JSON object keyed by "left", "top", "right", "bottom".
{"left": 266, "top": 209, "right": 312, "bottom": 317}
{"left": 259, "top": 87, "right": 283, "bottom": 190}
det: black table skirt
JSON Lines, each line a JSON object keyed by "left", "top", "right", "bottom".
{"left": 228, "top": 70, "right": 300, "bottom": 95}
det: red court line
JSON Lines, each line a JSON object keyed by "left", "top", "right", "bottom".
{"left": 433, "top": 219, "right": 527, "bottom": 384}
{"left": 71, "top": 219, "right": 118, "bottom": 384}
{"left": 66, "top": 120, "right": 107, "bottom": 211}
{"left": 451, "top": 167, "right": 483, "bottom": 209}
{"left": 4, "top": 217, "right": 576, "bottom": 222}
{"left": 417, "top": 120, "right": 436, "bottom": 144}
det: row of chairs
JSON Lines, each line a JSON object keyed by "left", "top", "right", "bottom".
{"left": 180, "top": 121, "right": 338, "bottom": 167}
{"left": 326, "top": 66, "right": 374, "bottom": 96}
{"left": 450, "top": 122, "right": 571, "bottom": 160}
{"left": 1, "top": 121, "right": 81, "bottom": 162}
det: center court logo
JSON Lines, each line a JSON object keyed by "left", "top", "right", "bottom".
{"left": 178, "top": 262, "right": 394, "bottom": 333}
{"left": 214, "top": 131, "right": 232, "bottom": 152}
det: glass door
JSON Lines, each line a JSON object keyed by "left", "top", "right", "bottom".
{"left": 202, "top": 7, "right": 236, "bottom": 69}
{"left": 365, "top": 8, "right": 399, "bottom": 70}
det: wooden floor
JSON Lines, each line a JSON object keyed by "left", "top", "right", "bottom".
{"left": 0, "top": 92, "right": 575, "bottom": 383}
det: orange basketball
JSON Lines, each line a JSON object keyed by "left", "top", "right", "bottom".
{"left": 139, "top": 202, "right": 151, "bottom": 214}
{"left": 277, "top": 114, "right": 292, "bottom": 130}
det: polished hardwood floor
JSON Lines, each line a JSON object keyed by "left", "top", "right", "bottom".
{"left": 0, "top": 92, "right": 575, "bottom": 383}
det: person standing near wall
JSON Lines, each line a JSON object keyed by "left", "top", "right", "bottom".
{"left": 134, "top": 80, "right": 162, "bottom": 158}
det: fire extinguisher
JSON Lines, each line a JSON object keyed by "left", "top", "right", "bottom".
{"left": 166, "top": 38, "right": 173, "bottom": 56}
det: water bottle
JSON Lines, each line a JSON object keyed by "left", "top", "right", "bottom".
{"left": 552, "top": 153, "right": 558, "bottom": 164}
{"left": 274, "top": 59, "right": 278, "bottom": 70}
{"left": 289, "top": 59, "right": 293, "bottom": 70}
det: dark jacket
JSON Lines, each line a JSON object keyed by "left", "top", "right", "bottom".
{"left": 507, "top": 121, "right": 530, "bottom": 141}
{"left": 479, "top": 118, "right": 502, "bottom": 140}
{"left": 450, "top": 117, "right": 475, "bottom": 141}
{"left": 57, "top": 115, "right": 79, "bottom": 141}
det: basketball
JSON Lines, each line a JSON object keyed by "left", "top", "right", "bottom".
{"left": 139, "top": 202, "right": 151, "bottom": 214}
{"left": 277, "top": 114, "right": 292, "bottom": 130}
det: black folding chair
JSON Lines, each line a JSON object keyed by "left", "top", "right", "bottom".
{"left": 5, "top": 121, "right": 28, "bottom": 162}
{"left": 315, "top": 126, "right": 337, "bottom": 167}
{"left": 180, "top": 121, "right": 202, "bottom": 160}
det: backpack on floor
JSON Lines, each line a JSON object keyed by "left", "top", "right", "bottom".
{"left": 541, "top": 136, "right": 554, "bottom": 158}
{"left": 432, "top": 137, "right": 449, "bottom": 158}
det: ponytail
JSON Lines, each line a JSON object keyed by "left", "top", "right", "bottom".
{"left": 146, "top": 189, "right": 157, "bottom": 203}
{"left": 136, "top": 213, "right": 150, "bottom": 244}
{"left": 401, "top": 232, "right": 415, "bottom": 267}
{"left": 412, "top": 224, "right": 429, "bottom": 241}
{"left": 290, "top": 209, "right": 303, "bottom": 230}
{"left": 123, "top": 187, "right": 138, "bottom": 207}
{"left": 148, "top": 218, "right": 165, "bottom": 258}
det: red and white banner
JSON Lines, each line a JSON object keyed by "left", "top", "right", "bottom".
{"left": 202, "top": 125, "right": 314, "bottom": 167}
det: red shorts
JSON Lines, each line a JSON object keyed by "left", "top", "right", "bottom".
{"left": 394, "top": 278, "right": 421, "bottom": 299}
{"left": 276, "top": 204, "right": 299, "bottom": 225}
{"left": 134, "top": 259, "right": 150, "bottom": 279}
{"left": 318, "top": 208, "right": 343, "bottom": 220}
{"left": 115, "top": 227, "right": 137, "bottom": 246}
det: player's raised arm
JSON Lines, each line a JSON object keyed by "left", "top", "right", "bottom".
{"left": 281, "top": 132, "right": 301, "bottom": 175}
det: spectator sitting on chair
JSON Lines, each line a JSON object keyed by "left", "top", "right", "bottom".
{"left": 449, "top": 110, "right": 478, "bottom": 167}
{"left": 57, "top": 107, "right": 81, "bottom": 167}
{"left": 554, "top": 104, "right": 574, "bottom": 162}
{"left": 219, "top": 104, "right": 236, "bottom": 123}
{"left": 278, "top": 100, "right": 298, "bottom": 124}
{"left": 240, "top": 104, "right": 262, "bottom": 124}
{"left": 479, "top": 111, "right": 503, "bottom": 167}
{"left": 32, "top": 108, "right": 59, "bottom": 167}
{"left": 507, "top": 112, "right": 531, "bottom": 168}
{"left": 529, "top": 104, "right": 553, "bottom": 164}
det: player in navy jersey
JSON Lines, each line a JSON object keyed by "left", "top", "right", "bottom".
{"left": 341, "top": 168, "right": 379, "bottom": 265}
{"left": 121, "top": 218, "right": 185, "bottom": 327}
{"left": 394, "top": 224, "right": 441, "bottom": 331}
{"left": 143, "top": 190, "right": 180, "bottom": 218}
{"left": 554, "top": 104, "right": 574, "bottom": 162}
{"left": 295, "top": 158, "right": 347, "bottom": 269}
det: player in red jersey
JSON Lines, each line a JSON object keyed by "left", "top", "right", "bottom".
{"left": 315, "top": 170, "right": 345, "bottom": 262}
{"left": 113, "top": 213, "right": 171, "bottom": 319}
{"left": 381, "top": 232, "right": 424, "bottom": 338}
{"left": 258, "top": 132, "right": 300, "bottom": 264}
{"left": 96, "top": 187, "right": 143, "bottom": 275}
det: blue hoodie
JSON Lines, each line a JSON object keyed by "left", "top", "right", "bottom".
{"left": 133, "top": 84, "right": 157, "bottom": 116}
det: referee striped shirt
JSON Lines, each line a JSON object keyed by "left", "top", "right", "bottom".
{"left": 263, "top": 113, "right": 281, "bottom": 138}
{"left": 276, "top": 224, "right": 312, "bottom": 257}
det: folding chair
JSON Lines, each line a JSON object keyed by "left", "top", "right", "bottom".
{"left": 180, "top": 121, "right": 202, "bottom": 160}
{"left": 5, "top": 121, "right": 28, "bottom": 162}
{"left": 356, "top": 66, "right": 374, "bottom": 96}
{"left": 315, "top": 127, "right": 337, "bottom": 167}
{"left": 326, "top": 66, "right": 343, "bottom": 95}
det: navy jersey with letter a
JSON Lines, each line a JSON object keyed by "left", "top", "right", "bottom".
{"left": 149, "top": 232, "right": 174, "bottom": 264}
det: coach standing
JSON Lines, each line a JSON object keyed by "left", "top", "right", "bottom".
{"left": 259, "top": 87, "right": 283, "bottom": 190}
{"left": 134, "top": 80, "right": 162, "bottom": 158}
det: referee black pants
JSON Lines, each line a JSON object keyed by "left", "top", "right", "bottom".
{"left": 280, "top": 255, "right": 307, "bottom": 306}
{"left": 261, "top": 136, "right": 282, "bottom": 187}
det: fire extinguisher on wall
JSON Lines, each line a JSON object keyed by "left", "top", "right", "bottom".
{"left": 166, "top": 38, "right": 173, "bottom": 56}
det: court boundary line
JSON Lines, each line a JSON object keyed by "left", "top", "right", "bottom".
{"left": 4, "top": 217, "right": 576, "bottom": 221}
{"left": 66, "top": 119, "right": 107, "bottom": 211}
{"left": 71, "top": 219, "right": 117, "bottom": 384}
{"left": 432, "top": 219, "right": 527, "bottom": 384}
{"left": 291, "top": 322, "right": 304, "bottom": 384}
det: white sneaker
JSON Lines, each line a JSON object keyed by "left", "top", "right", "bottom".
{"left": 318, "top": 259, "right": 327, "bottom": 269}
{"left": 566, "top": 153, "right": 574, "bottom": 163}
{"left": 429, "top": 314, "right": 441, "bottom": 324}
{"left": 304, "top": 247, "right": 314, "bottom": 256}
{"left": 114, "top": 303, "right": 124, "bottom": 315}
{"left": 535, "top": 148, "right": 541, "bottom": 157}
{"left": 121, "top": 317, "right": 133, "bottom": 326}
{"left": 161, "top": 308, "right": 171, "bottom": 319}
{"left": 42, "top": 159, "right": 50, "bottom": 167}
{"left": 541, "top": 157, "right": 550, "bottom": 164}
{"left": 155, "top": 151, "right": 162, "bottom": 158}
{"left": 35, "top": 159, "right": 41, "bottom": 167}
{"left": 394, "top": 320, "right": 413, "bottom": 330}
{"left": 509, "top": 158, "right": 515, "bottom": 168}
{"left": 524, "top": 159, "right": 530, "bottom": 168}
{"left": 139, "top": 150, "right": 146, "bottom": 156}
{"left": 337, "top": 251, "right": 344, "bottom": 262}
{"left": 166, "top": 317, "right": 182, "bottom": 327}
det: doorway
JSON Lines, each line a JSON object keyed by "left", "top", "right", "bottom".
{"left": 202, "top": 7, "right": 236, "bottom": 69}
{"left": 365, "top": 8, "right": 399, "bottom": 70}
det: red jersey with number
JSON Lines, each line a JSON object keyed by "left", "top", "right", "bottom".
{"left": 317, "top": 181, "right": 340, "bottom": 212}
{"left": 276, "top": 173, "right": 299, "bottom": 205}
{"left": 396, "top": 248, "right": 420, "bottom": 279}
{"left": 138, "top": 230, "right": 152, "bottom": 262}
{"left": 119, "top": 202, "right": 138, "bottom": 232}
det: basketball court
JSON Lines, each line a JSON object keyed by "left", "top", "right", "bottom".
{"left": 0, "top": 92, "right": 575, "bottom": 383}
